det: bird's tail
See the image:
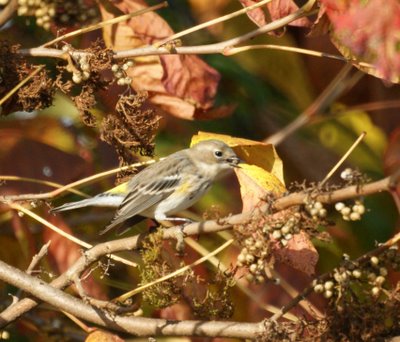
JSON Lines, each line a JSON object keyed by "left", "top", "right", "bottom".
{"left": 50, "top": 198, "right": 100, "bottom": 213}
{"left": 51, "top": 195, "right": 124, "bottom": 213}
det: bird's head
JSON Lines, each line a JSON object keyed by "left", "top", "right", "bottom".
{"left": 190, "top": 139, "right": 242, "bottom": 172}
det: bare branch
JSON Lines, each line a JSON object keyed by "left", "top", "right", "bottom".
{"left": 20, "top": 2, "right": 315, "bottom": 60}
{"left": 0, "top": 259, "right": 263, "bottom": 338}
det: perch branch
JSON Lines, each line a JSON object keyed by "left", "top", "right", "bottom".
{"left": 0, "top": 259, "right": 263, "bottom": 338}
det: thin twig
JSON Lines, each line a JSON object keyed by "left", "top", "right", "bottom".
{"left": 8, "top": 203, "right": 138, "bottom": 268}
{"left": 224, "top": 44, "right": 375, "bottom": 70}
{"left": 0, "top": 175, "right": 89, "bottom": 198}
{"left": 0, "top": 159, "right": 155, "bottom": 202}
{"left": 116, "top": 1, "right": 317, "bottom": 59}
{"left": 265, "top": 64, "right": 362, "bottom": 145}
{"left": 26, "top": 241, "right": 51, "bottom": 275}
{"left": 334, "top": 100, "right": 400, "bottom": 114}
{"left": 320, "top": 131, "right": 366, "bottom": 187}
{"left": 114, "top": 239, "right": 234, "bottom": 303}
{"left": 13, "top": 241, "right": 51, "bottom": 301}
{"left": 154, "top": 0, "right": 273, "bottom": 47}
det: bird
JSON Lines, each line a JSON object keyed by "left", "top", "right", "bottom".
{"left": 51, "top": 139, "right": 241, "bottom": 235}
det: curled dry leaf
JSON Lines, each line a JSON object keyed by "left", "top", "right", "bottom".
{"left": 273, "top": 231, "right": 318, "bottom": 276}
{"left": 239, "top": 0, "right": 311, "bottom": 30}
{"left": 100, "top": 0, "right": 221, "bottom": 119}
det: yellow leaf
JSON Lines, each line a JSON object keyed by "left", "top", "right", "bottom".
{"left": 191, "top": 131, "right": 285, "bottom": 183}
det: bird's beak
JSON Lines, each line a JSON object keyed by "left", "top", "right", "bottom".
{"left": 226, "top": 157, "right": 243, "bottom": 168}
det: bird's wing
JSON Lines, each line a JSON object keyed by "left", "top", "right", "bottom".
{"left": 100, "top": 154, "right": 190, "bottom": 234}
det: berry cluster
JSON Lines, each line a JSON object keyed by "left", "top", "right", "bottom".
{"left": 304, "top": 199, "right": 327, "bottom": 220}
{"left": 313, "top": 246, "right": 400, "bottom": 307}
{"left": 237, "top": 236, "right": 269, "bottom": 283}
{"left": 17, "top": 0, "right": 98, "bottom": 31}
{"left": 111, "top": 61, "right": 134, "bottom": 86}
{"left": 335, "top": 200, "right": 365, "bottom": 221}
{"left": 62, "top": 46, "right": 91, "bottom": 84}
{"left": 263, "top": 214, "right": 300, "bottom": 247}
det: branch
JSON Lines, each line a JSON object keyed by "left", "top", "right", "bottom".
{"left": 0, "top": 259, "right": 263, "bottom": 338}
{"left": 20, "top": 1, "right": 315, "bottom": 60}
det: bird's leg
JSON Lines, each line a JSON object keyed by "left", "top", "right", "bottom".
{"left": 155, "top": 217, "right": 193, "bottom": 254}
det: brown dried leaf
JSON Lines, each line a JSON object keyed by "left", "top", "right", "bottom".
{"left": 273, "top": 231, "right": 318, "bottom": 276}
{"left": 99, "top": 0, "right": 221, "bottom": 119}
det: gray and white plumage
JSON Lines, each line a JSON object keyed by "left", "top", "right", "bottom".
{"left": 52, "top": 139, "right": 241, "bottom": 235}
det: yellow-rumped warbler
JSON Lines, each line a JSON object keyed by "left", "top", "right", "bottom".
{"left": 51, "top": 139, "right": 241, "bottom": 235}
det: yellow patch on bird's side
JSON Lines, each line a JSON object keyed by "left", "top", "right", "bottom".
{"left": 175, "top": 181, "right": 192, "bottom": 194}
{"left": 105, "top": 182, "right": 130, "bottom": 195}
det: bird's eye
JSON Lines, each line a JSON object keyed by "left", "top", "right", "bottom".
{"left": 214, "top": 150, "right": 223, "bottom": 158}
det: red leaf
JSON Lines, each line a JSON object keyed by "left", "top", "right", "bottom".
{"left": 239, "top": 0, "right": 310, "bottom": 28}
{"left": 159, "top": 55, "right": 220, "bottom": 110}
{"left": 239, "top": 0, "right": 267, "bottom": 27}
{"left": 266, "top": 0, "right": 311, "bottom": 27}
{"left": 321, "top": 0, "right": 400, "bottom": 81}
{"left": 272, "top": 231, "right": 318, "bottom": 276}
